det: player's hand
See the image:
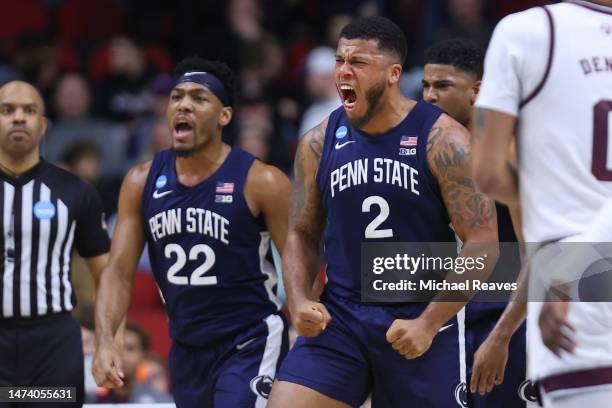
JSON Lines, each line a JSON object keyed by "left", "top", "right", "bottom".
{"left": 92, "top": 338, "right": 125, "bottom": 388}
{"left": 386, "top": 318, "right": 436, "bottom": 359}
{"left": 539, "top": 301, "right": 576, "bottom": 357}
{"left": 290, "top": 299, "right": 332, "bottom": 337}
{"left": 470, "top": 334, "right": 509, "bottom": 395}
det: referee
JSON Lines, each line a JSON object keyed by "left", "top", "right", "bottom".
{"left": 0, "top": 81, "right": 110, "bottom": 407}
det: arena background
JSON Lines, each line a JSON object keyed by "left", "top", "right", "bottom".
{"left": 0, "top": 0, "right": 550, "bottom": 404}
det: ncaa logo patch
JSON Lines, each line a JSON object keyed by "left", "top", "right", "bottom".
{"left": 454, "top": 382, "right": 468, "bottom": 407}
{"left": 33, "top": 201, "right": 56, "bottom": 220}
{"left": 335, "top": 126, "right": 348, "bottom": 139}
{"left": 250, "top": 375, "right": 273, "bottom": 399}
{"left": 518, "top": 379, "right": 538, "bottom": 403}
{"left": 155, "top": 175, "right": 167, "bottom": 189}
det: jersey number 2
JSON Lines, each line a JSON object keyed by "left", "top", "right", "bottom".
{"left": 165, "top": 243, "right": 217, "bottom": 285}
{"left": 362, "top": 196, "right": 393, "bottom": 238}
{"left": 592, "top": 100, "right": 612, "bottom": 181}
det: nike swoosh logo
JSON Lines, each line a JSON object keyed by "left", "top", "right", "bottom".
{"left": 153, "top": 190, "right": 173, "bottom": 199}
{"left": 438, "top": 324, "right": 454, "bottom": 333}
{"left": 236, "top": 338, "right": 256, "bottom": 351}
{"left": 335, "top": 140, "right": 356, "bottom": 150}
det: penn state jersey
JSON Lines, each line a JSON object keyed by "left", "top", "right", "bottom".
{"left": 142, "top": 148, "right": 281, "bottom": 347}
{"left": 317, "top": 101, "right": 455, "bottom": 302}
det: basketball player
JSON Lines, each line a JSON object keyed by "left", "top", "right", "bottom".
{"left": 422, "top": 39, "right": 534, "bottom": 407}
{"left": 92, "top": 58, "right": 291, "bottom": 408}
{"left": 473, "top": 1, "right": 612, "bottom": 406}
{"left": 268, "top": 16, "right": 498, "bottom": 408}
{"left": 0, "top": 81, "right": 111, "bottom": 407}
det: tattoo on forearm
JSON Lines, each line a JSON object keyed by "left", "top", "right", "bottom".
{"left": 427, "top": 126, "right": 495, "bottom": 230}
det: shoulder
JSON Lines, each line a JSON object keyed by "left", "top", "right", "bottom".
{"left": 426, "top": 114, "right": 471, "bottom": 177}
{"left": 246, "top": 159, "right": 291, "bottom": 193}
{"left": 42, "top": 162, "right": 99, "bottom": 195}
{"left": 427, "top": 113, "right": 470, "bottom": 149}
{"left": 492, "top": 7, "right": 550, "bottom": 48}
{"left": 123, "top": 160, "right": 153, "bottom": 190}
{"left": 42, "top": 162, "right": 84, "bottom": 184}
{"left": 298, "top": 116, "right": 330, "bottom": 163}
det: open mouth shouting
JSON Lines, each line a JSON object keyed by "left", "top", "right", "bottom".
{"left": 339, "top": 84, "right": 357, "bottom": 112}
{"left": 173, "top": 118, "right": 194, "bottom": 141}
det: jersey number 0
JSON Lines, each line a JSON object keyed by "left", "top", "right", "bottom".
{"left": 592, "top": 100, "right": 612, "bottom": 181}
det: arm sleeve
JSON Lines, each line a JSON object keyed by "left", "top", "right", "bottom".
{"left": 74, "top": 182, "right": 111, "bottom": 258}
{"left": 475, "top": 7, "right": 550, "bottom": 116}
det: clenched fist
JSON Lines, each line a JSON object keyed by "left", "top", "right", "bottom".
{"left": 386, "top": 318, "right": 437, "bottom": 359}
{"left": 290, "top": 299, "right": 332, "bottom": 337}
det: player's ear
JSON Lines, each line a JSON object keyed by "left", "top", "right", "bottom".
{"left": 470, "top": 80, "right": 482, "bottom": 104}
{"left": 40, "top": 116, "right": 48, "bottom": 137}
{"left": 388, "top": 63, "right": 402, "bottom": 86}
{"left": 219, "top": 106, "right": 233, "bottom": 127}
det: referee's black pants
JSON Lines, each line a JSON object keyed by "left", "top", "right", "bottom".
{"left": 0, "top": 312, "right": 84, "bottom": 407}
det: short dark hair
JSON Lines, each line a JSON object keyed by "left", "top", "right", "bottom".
{"left": 424, "top": 39, "right": 484, "bottom": 79}
{"left": 339, "top": 16, "right": 407, "bottom": 64}
{"left": 173, "top": 57, "right": 237, "bottom": 107}
{"left": 61, "top": 141, "right": 100, "bottom": 166}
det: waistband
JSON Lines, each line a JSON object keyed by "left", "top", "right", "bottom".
{"left": 540, "top": 366, "right": 612, "bottom": 394}
{"left": 0, "top": 311, "right": 73, "bottom": 328}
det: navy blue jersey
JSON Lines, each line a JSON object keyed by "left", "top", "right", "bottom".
{"left": 466, "top": 204, "right": 520, "bottom": 320}
{"left": 316, "top": 102, "right": 455, "bottom": 301}
{"left": 142, "top": 148, "right": 281, "bottom": 347}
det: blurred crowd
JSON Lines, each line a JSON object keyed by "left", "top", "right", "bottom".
{"left": 1, "top": 0, "right": 548, "bottom": 403}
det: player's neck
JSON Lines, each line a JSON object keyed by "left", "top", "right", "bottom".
{"left": 359, "top": 93, "right": 414, "bottom": 135}
{"left": 175, "top": 139, "right": 230, "bottom": 186}
{"left": 0, "top": 149, "right": 40, "bottom": 177}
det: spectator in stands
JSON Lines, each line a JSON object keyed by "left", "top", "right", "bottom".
{"left": 93, "top": 35, "right": 156, "bottom": 122}
{"left": 128, "top": 73, "right": 173, "bottom": 161}
{"left": 238, "top": 124, "right": 270, "bottom": 162}
{"left": 43, "top": 72, "right": 128, "bottom": 177}
{"left": 138, "top": 117, "right": 172, "bottom": 162}
{"left": 298, "top": 46, "right": 340, "bottom": 137}
{"left": 135, "top": 354, "right": 173, "bottom": 401}
{"left": 61, "top": 141, "right": 102, "bottom": 184}
{"left": 97, "top": 323, "right": 172, "bottom": 403}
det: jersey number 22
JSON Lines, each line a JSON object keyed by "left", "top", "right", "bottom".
{"left": 165, "top": 243, "right": 217, "bottom": 285}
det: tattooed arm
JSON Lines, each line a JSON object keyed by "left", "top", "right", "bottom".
{"left": 423, "top": 114, "right": 499, "bottom": 315}
{"left": 471, "top": 108, "right": 519, "bottom": 206}
{"left": 386, "top": 114, "right": 499, "bottom": 360}
{"left": 283, "top": 119, "right": 331, "bottom": 337}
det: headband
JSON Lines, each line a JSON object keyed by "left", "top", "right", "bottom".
{"left": 175, "top": 71, "right": 230, "bottom": 106}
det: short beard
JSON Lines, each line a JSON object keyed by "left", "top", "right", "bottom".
{"left": 346, "top": 80, "right": 386, "bottom": 129}
{"left": 172, "top": 142, "right": 204, "bottom": 158}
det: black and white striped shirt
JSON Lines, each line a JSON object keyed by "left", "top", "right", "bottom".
{"left": 0, "top": 160, "right": 110, "bottom": 319}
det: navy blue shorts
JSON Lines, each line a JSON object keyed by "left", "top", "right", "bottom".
{"left": 277, "top": 291, "right": 467, "bottom": 407}
{"left": 169, "top": 313, "right": 289, "bottom": 408}
{"left": 466, "top": 316, "right": 536, "bottom": 407}
{"left": 0, "top": 312, "right": 84, "bottom": 408}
